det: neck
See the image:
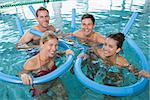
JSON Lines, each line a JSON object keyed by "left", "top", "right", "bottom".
{"left": 38, "top": 25, "right": 48, "bottom": 32}
{"left": 85, "top": 31, "right": 94, "bottom": 37}
{"left": 104, "top": 54, "right": 117, "bottom": 65}
{"left": 39, "top": 51, "right": 53, "bottom": 62}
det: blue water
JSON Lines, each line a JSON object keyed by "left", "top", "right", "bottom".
{"left": 0, "top": 0, "right": 149, "bottom": 100}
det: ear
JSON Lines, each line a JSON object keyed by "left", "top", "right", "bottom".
{"left": 116, "top": 48, "right": 121, "bottom": 53}
{"left": 35, "top": 17, "right": 38, "bottom": 21}
{"left": 40, "top": 41, "right": 44, "bottom": 47}
{"left": 93, "top": 23, "right": 96, "bottom": 28}
{"left": 40, "top": 44, "right": 44, "bottom": 50}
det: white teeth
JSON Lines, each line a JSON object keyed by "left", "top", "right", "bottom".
{"left": 104, "top": 51, "right": 108, "bottom": 54}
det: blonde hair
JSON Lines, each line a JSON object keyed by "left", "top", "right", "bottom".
{"left": 40, "top": 31, "right": 58, "bottom": 44}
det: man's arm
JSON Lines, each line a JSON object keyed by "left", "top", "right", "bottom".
{"left": 16, "top": 30, "right": 34, "bottom": 49}
{"left": 96, "top": 32, "right": 105, "bottom": 44}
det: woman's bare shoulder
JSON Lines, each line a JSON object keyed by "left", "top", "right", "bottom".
{"left": 117, "top": 55, "right": 129, "bottom": 67}
{"left": 23, "top": 56, "right": 38, "bottom": 71}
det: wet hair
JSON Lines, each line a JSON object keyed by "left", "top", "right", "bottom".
{"left": 81, "top": 13, "right": 95, "bottom": 24}
{"left": 36, "top": 7, "right": 49, "bottom": 17}
{"left": 41, "top": 31, "right": 58, "bottom": 44}
{"left": 108, "top": 32, "right": 125, "bottom": 48}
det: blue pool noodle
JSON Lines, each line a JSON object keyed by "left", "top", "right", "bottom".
{"left": 15, "top": 16, "right": 24, "bottom": 37}
{"left": 0, "top": 7, "right": 74, "bottom": 84}
{"left": 27, "top": 6, "right": 149, "bottom": 96}
{"left": 30, "top": 29, "right": 43, "bottom": 37}
{"left": 71, "top": 8, "right": 76, "bottom": 32}
{"left": 0, "top": 39, "right": 74, "bottom": 84}
{"left": 29, "top": 5, "right": 36, "bottom": 17}
{"left": 122, "top": 12, "right": 138, "bottom": 35}
{"left": 74, "top": 12, "right": 149, "bottom": 96}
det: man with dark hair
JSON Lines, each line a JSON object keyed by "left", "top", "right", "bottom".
{"left": 16, "top": 7, "right": 56, "bottom": 50}
{"left": 64, "top": 13, "right": 105, "bottom": 46}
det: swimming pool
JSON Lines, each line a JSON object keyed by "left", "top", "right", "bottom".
{"left": 0, "top": 0, "right": 149, "bottom": 99}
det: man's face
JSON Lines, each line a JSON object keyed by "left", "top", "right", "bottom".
{"left": 36, "top": 10, "right": 50, "bottom": 28}
{"left": 81, "top": 18, "right": 95, "bottom": 36}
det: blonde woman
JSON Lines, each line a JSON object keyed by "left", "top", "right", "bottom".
{"left": 19, "top": 31, "right": 74, "bottom": 99}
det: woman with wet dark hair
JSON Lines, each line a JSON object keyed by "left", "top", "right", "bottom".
{"left": 78, "top": 32, "right": 150, "bottom": 86}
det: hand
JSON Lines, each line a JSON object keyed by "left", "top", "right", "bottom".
{"left": 87, "top": 47, "right": 94, "bottom": 52}
{"left": 77, "top": 53, "right": 89, "bottom": 60}
{"left": 65, "top": 49, "right": 74, "bottom": 56}
{"left": 138, "top": 70, "right": 150, "bottom": 79}
{"left": 65, "top": 39, "right": 75, "bottom": 45}
{"left": 57, "top": 30, "right": 63, "bottom": 39}
{"left": 16, "top": 43, "right": 30, "bottom": 50}
{"left": 20, "top": 73, "right": 33, "bottom": 85}
{"left": 63, "top": 33, "right": 73, "bottom": 38}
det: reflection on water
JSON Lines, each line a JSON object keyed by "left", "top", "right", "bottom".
{"left": 52, "top": 2, "right": 63, "bottom": 30}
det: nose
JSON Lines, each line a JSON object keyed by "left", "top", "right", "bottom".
{"left": 103, "top": 45, "right": 108, "bottom": 51}
{"left": 41, "top": 17, "right": 46, "bottom": 22}
{"left": 51, "top": 45, "right": 57, "bottom": 52}
{"left": 84, "top": 25, "right": 89, "bottom": 29}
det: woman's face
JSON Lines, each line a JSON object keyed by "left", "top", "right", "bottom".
{"left": 103, "top": 37, "right": 119, "bottom": 57}
{"left": 43, "top": 38, "right": 58, "bottom": 58}
{"left": 81, "top": 18, "right": 95, "bottom": 36}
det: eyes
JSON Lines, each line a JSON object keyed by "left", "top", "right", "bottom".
{"left": 104, "top": 42, "right": 113, "bottom": 49}
{"left": 82, "top": 23, "right": 93, "bottom": 26}
{"left": 39, "top": 15, "right": 50, "bottom": 19}
{"left": 48, "top": 43, "right": 58, "bottom": 49}
{"left": 81, "top": 18, "right": 94, "bottom": 27}
{"left": 49, "top": 43, "right": 58, "bottom": 48}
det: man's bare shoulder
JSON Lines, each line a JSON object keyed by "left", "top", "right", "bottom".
{"left": 33, "top": 25, "right": 40, "bottom": 31}
{"left": 94, "top": 32, "right": 104, "bottom": 37}
{"left": 73, "top": 30, "right": 83, "bottom": 36}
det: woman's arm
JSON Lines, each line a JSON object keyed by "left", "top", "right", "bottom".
{"left": 19, "top": 59, "right": 34, "bottom": 85}
{"left": 119, "top": 57, "right": 140, "bottom": 77}
{"left": 125, "top": 64, "right": 150, "bottom": 79}
{"left": 138, "top": 70, "right": 150, "bottom": 79}
{"left": 127, "top": 64, "right": 139, "bottom": 76}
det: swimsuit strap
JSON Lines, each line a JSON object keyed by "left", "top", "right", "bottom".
{"left": 107, "top": 55, "right": 120, "bottom": 73}
{"left": 116, "top": 55, "right": 119, "bottom": 65}
{"left": 38, "top": 54, "right": 43, "bottom": 71}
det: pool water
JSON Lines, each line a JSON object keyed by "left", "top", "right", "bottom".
{"left": 0, "top": 0, "right": 149, "bottom": 100}
{"left": 82, "top": 55, "right": 138, "bottom": 87}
